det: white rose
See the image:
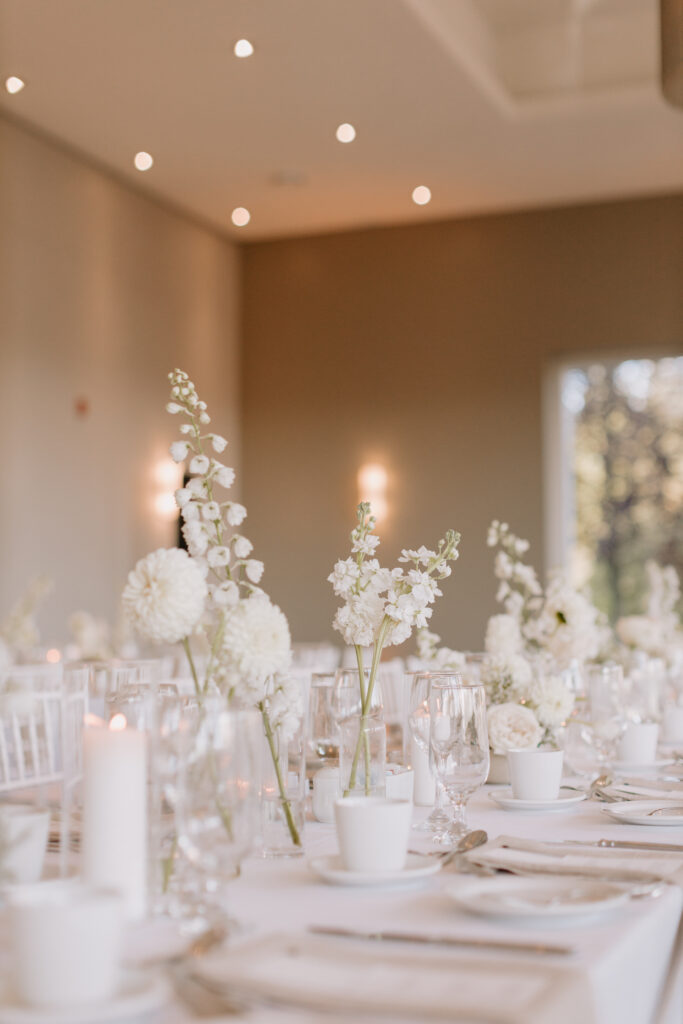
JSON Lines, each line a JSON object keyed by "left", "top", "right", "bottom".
{"left": 487, "top": 702, "right": 543, "bottom": 754}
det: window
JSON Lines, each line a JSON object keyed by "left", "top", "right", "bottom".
{"left": 546, "top": 356, "right": 683, "bottom": 621}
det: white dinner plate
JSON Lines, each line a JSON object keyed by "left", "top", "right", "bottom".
{"left": 610, "top": 759, "right": 674, "bottom": 773}
{"left": 308, "top": 852, "right": 441, "bottom": 887}
{"left": 488, "top": 787, "right": 587, "bottom": 812}
{"left": 0, "top": 972, "right": 168, "bottom": 1024}
{"left": 601, "top": 799, "right": 683, "bottom": 827}
{"left": 447, "top": 875, "right": 630, "bottom": 923}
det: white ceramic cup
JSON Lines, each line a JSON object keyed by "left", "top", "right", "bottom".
{"left": 663, "top": 708, "right": 683, "bottom": 743}
{"left": 334, "top": 797, "right": 412, "bottom": 873}
{"left": 312, "top": 766, "right": 341, "bottom": 824}
{"left": 507, "top": 748, "right": 564, "bottom": 801}
{"left": 618, "top": 722, "right": 659, "bottom": 763}
{"left": 8, "top": 880, "right": 124, "bottom": 1008}
{"left": 0, "top": 804, "right": 50, "bottom": 885}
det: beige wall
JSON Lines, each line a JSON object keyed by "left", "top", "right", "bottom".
{"left": 242, "top": 194, "right": 683, "bottom": 651}
{"left": 0, "top": 116, "right": 241, "bottom": 644}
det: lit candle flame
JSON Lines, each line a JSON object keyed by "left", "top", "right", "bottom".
{"left": 46, "top": 648, "right": 61, "bottom": 664}
{"left": 109, "top": 713, "right": 128, "bottom": 732}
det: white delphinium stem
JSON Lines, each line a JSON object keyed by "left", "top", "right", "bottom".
{"left": 486, "top": 520, "right": 542, "bottom": 624}
{"left": 165, "top": 370, "right": 300, "bottom": 847}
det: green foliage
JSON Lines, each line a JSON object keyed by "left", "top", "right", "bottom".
{"left": 569, "top": 357, "right": 683, "bottom": 621}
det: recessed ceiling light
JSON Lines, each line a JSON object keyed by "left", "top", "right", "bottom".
{"left": 336, "top": 123, "right": 356, "bottom": 144}
{"left": 412, "top": 185, "right": 431, "bottom": 206}
{"left": 234, "top": 39, "right": 254, "bottom": 58}
{"left": 231, "top": 207, "right": 251, "bottom": 227}
{"left": 134, "top": 151, "right": 154, "bottom": 172}
{"left": 5, "top": 76, "right": 25, "bottom": 94}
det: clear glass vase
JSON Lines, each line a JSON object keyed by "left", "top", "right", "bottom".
{"left": 339, "top": 712, "right": 386, "bottom": 797}
{"left": 259, "top": 679, "right": 307, "bottom": 858}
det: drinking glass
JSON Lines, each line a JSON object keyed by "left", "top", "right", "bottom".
{"left": 307, "top": 673, "right": 338, "bottom": 762}
{"left": 174, "top": 705, "right": 260, "bottom": 930}
{"left": 428, "top": 678, "right": 489, "bottom": 841}
{"left": 564, "top": 663, "right": 628, "bottom": 778}
{"left": 407, "top": 672, "right": 450, "bottom": 836}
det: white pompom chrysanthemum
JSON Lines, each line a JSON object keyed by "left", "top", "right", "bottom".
{"left": 122, "top": 548, "right": 207, "bottom": 644}
{"left": 219, "top": 595, "right": 292, "bottom": 704}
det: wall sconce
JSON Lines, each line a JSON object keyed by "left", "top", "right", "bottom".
{"left": 358, "top": 462, "right": 389, "bottom": 522}
{"left": 152, "top": 457, "right": 183, "bottom": 522}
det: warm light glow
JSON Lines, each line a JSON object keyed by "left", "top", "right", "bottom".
{"left": 154, "top": 457, "right": 182, "bottom": 489}
{"left": 412, "top": 185, "right": 432, "bottom": 206}
{"left": 154, "top": 492, "right": 180, "bottom": 521}
{"left": 358, "top": 462, "right": 389, "bottom": 522}
{"left": 84, "top": 713, "right": 105, "bottom": 728}
{"left": 336, "top": 123, "right": 356, "bottom": 143}
{"left": 231, "top": 207, "right": 251, "bottom": 227}
{"left": 234, "top": 38, "right": 254, "bottom": 58}
{"left": 134, "top": 151, "right": 154, "bottom": 172}
{"left": 5, "top": 76, "right": 25, "bottom": 94}
{"left": 46, "top": 648, "right": 61, "bottom": 664}
{"left": 109, "top": 714, "right": 127, "bottom": 732}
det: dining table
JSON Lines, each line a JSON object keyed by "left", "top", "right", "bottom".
{"left": 131, "top": 784, "right": 683, "bottom": 1024}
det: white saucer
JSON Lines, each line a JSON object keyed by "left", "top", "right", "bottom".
{"left": 611, "top": 758, "right": 674, "bottom": 773}
{"left": 0, "top": 972, "right": 168, "bottom": 1024}
{"left": 601, "top": 799, "right": 683, "bottom": 827}
{"left": 488, "top": 787, "right": 587, "bottom": 812}
{"left": 447, "top": 875, "right": 630, "bottom": 923}
{"left": 308, "top": 852, "right": 441, "bottom": 887}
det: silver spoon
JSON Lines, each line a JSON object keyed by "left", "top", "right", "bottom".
{"left": 440, "top": 829, "right": 489, "bottom": 869}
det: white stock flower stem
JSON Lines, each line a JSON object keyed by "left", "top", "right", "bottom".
{"left": 183, "top": 636, "right": 201, "bottom": 697}
{"left": 259, "top": 702, "right": 301, "bottom": 848}
{"left": 346, "top": 614, "right": 393, "bottom": 796}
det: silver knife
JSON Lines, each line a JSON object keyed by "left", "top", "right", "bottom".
{"left": 308, "top": 925, "right": 574, "bottom": 957}
{"left": 586, "top": 838, "right": 683, "bottom": 853}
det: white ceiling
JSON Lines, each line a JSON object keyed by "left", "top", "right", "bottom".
{"left": 0, "top": 0, "right": 681, "bottom": 240}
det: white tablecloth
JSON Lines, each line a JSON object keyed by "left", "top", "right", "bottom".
{"left": 158, "top": 787, "right": 683, "bottom": 1024}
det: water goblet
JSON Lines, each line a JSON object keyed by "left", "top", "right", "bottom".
{"left": 428, "top": 678, "right": 489, "bottom": 841}
{"left": 407, "top": 672, "right": 451, "bottom": 837}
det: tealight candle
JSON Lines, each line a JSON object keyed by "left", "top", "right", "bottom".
{"left": 82, "top": 714, "right": 147, "bottom": 919}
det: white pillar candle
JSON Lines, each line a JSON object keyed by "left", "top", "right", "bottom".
{"left": 83, "top": 714, "right": 147, "bottom": 919}
{"left": 410, "top": 735, "right": 435, "bottom": 807}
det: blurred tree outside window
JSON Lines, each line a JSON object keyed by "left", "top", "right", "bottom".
{"left": 562, "top": 356, "right": 683, "bottom": 622}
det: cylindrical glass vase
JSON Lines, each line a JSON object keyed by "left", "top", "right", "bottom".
{"left": 259, "top": 678, "right": 307, "bottom": 858}
{"left": 339, "top": 712, "right": 386, "bottom": 797}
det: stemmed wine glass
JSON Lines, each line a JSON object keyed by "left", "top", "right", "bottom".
{"left": 428, "top": 677, "right": 489, "bottom": 842}
{"left": 407, "top": 672, "right": 455, "bottom": 838}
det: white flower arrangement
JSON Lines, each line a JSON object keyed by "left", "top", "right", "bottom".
{"left": 122, "top": 369, "right": 300, "bottom": 846}
{"left": 68, "top": 611, "right": 114, "bottom": 662}
{"left": 330, "top": 503, "right": 460, "bottom": 793}
{"left": 0, "top": 577, "right": 53, "bottom": 660}
{"left": 411, "top": 628, "right": 465, "bottom": 671}
{"left": 616, "top": 561, "right": 682, "bottom": 660}
{"left": 487, "top": 520, "right": 606, "bottom": 669}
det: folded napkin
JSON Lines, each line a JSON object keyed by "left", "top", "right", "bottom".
{"left": 599, "top": 777, "right": 683, "bottom": 801}
{"left": 467, "top": 836, "right": 683, "bottom": 884}
{"left": 192, "top": 932, "right": 594, "bottom": 1024}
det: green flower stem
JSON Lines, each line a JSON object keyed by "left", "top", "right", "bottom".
{"left": 259, "top": 704, "right": 301, "bottom": 848}
{"left": 345, "top": 615, "right": 392, "bottom": 796}
{"left": 183, "top": 637, "right": 201, "bottom": 697}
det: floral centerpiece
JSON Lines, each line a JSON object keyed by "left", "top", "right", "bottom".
{"left": 616, "top": 561, "right": 682, "bottom": 662}
{"left": 328, "top": 502, "right": 460, "bottom": 794}
{"left": 480, "top": 520, "right": 606, "bottom": 755}
{"left": 0, "top": 576, "right": 53, "bottom": 667}
{"left": 122, "top": 369, "right": 302, "bottom": 847}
